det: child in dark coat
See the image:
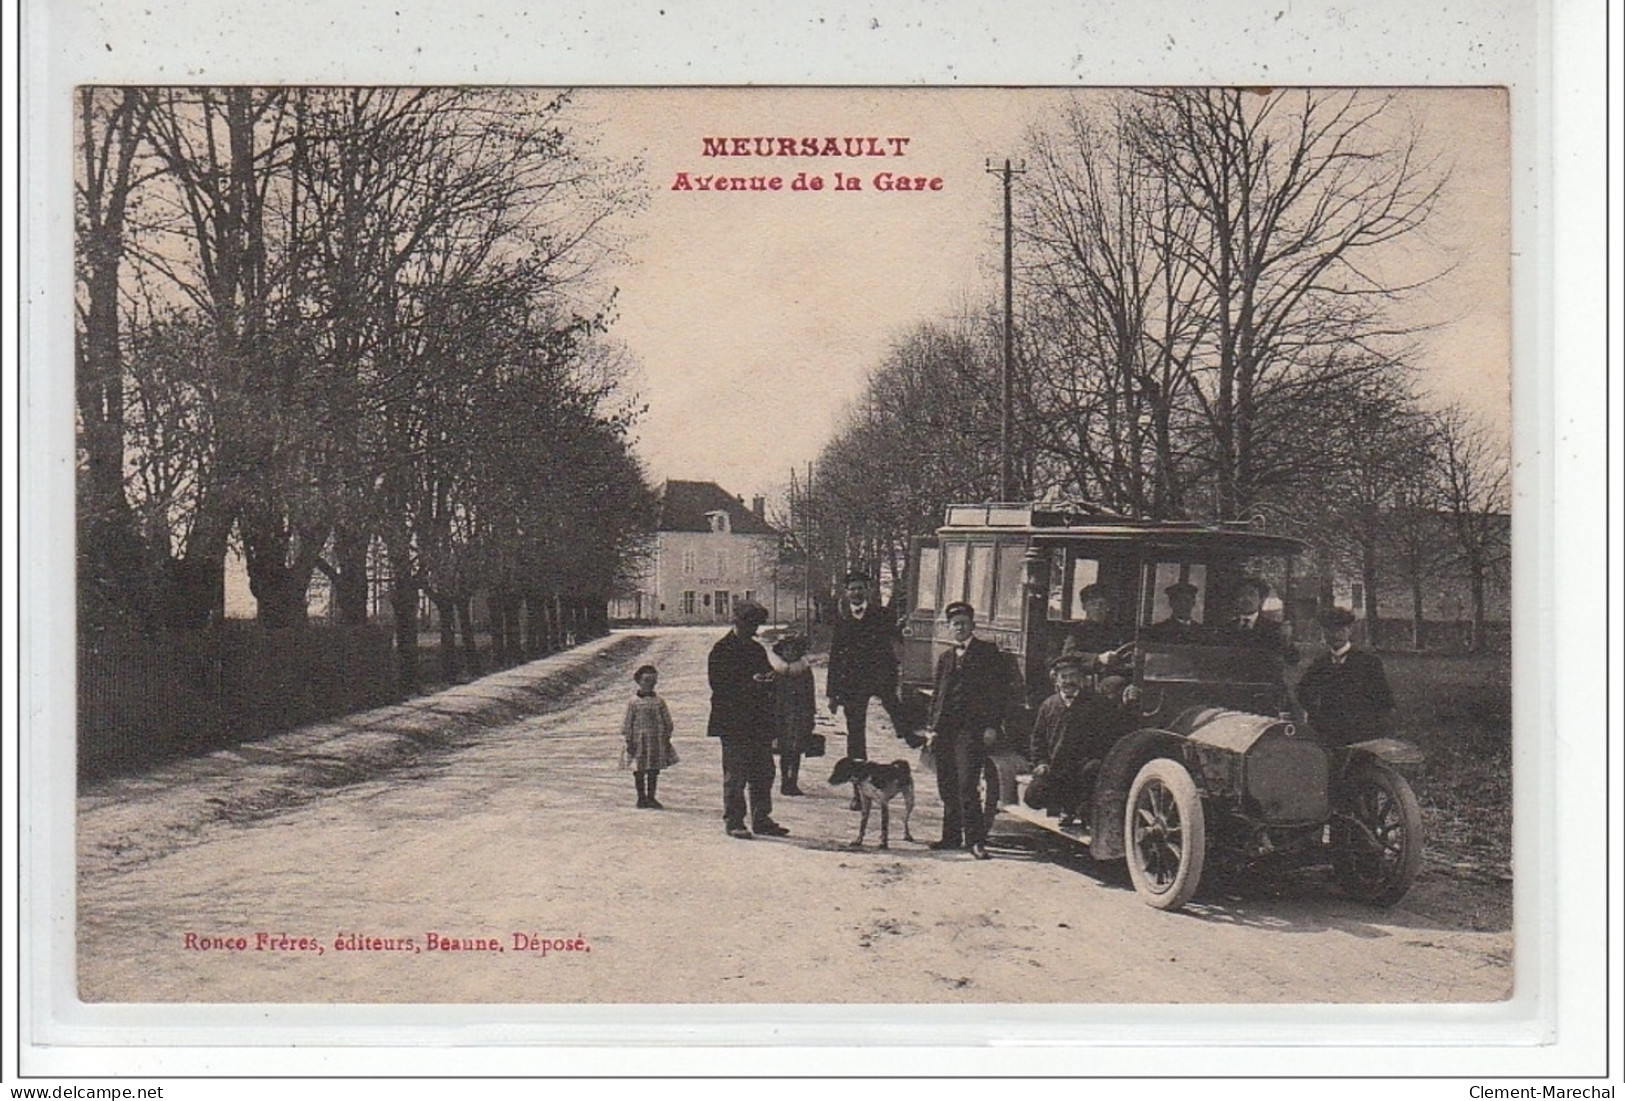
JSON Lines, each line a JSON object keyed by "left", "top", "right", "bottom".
{"left": 768, "top": 635, "right": 817, "bottom": 796}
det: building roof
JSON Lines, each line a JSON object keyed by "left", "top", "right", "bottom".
{"left": 656, "top": 480, "right": 778, "bottom": 535}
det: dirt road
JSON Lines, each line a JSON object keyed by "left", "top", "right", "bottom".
{"left": 77, "top": 627, "right": 1512, "bottom": 1004}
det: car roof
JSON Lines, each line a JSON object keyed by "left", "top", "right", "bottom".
{"left": 934, "top": 502, "right": 1306, "bottom": 557}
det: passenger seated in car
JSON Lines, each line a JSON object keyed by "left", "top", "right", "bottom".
{"left": 1143, "top": 580, "right": 1207, "bottom": 643}
{"left": 1057, "top": 584, "right": 1134, "bottom": 702}
{"left": 1228, "top": 577, "right": 1299, "bottom": 664}
{"left": 1025, "top": 652, "right": 1124, "bottom": 827}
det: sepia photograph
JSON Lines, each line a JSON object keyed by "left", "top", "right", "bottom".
{"left": 67, "top": 84, "right": 1516, "bottom": 1008}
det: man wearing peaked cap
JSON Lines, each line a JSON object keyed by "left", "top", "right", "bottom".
{"left": 924, "top": 601, "right": 1011, "bottom": 860}
{"left": 1144, "top": 579, "right": 1205, "bottom": 642}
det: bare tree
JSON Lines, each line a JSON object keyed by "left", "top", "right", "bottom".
{"left": 1433, "top": 405, "right": 1510, "bottom": 652}
{"left": 75, "top": 88, "right": 156, "bottom": 622}
{"left": 1017, "top": 100, "right": 1208, "bottom": 517}
{"left": 1128, "top": 88, "right": 1447, "bottom": 520}
{"left": 807, "top": 317, "right": 1003, "bottom": 598}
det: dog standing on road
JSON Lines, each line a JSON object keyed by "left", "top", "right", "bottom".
{"left": 828, "top": 757, "right": 916, "bottom": 849}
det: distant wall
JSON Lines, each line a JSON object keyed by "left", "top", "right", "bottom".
{"left": 78, "top": 623, "right": 401, "bottom": 782}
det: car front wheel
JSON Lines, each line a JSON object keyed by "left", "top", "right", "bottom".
{"left": 1331, "top": 761, "right": 1424, "bottom": 907}
{"left": 1125, "top": 758, "right": 1206, "bottom": 911}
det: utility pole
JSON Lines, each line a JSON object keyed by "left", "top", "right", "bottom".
{"left": 804, "top": 460, "right": 814, "bottom": 639}
{"left": 986, "top": 157, "right": 1025, "bottom": 502}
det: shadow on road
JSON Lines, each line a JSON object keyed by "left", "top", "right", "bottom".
{"left": 993, "top": 817, "right": 1511, "bottom": 938}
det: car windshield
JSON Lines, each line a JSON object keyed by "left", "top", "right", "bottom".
{"left": 1137, "top": 554, "right": 1298, "bottom": 640}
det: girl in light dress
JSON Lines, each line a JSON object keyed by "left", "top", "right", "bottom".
{"left": 621, "top": 664, "right": 678, "bottom": 808}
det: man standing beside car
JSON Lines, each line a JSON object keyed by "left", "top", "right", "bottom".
{"left": 925, "top": 601, "right": 1010, "bottom": 860}
{"left": 1295, "top": 606, "right": 1395, "bottom": 745}
{"left": 827, "top": 571, "right": 924, "bottom": 808}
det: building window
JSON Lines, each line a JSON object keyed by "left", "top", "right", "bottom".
{"left": 707, "top": 511, "right": 730, "bottom": 533}
{"left": 682, "top": 591, "right": 696, "bottom": 615}
{"left": 715, "top": 550, "right": 726, "bottom": 577}
{"left": 682, "top": 550, "right": 696, "bottom": 575}
{"left": 743, "top": 589, "right": 756, "bottom": 605}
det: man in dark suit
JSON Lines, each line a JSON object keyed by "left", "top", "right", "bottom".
{"left": 1143, "top": 580, "right": 1207, "bottom": 643}
{"left": 926, "top": 601, "right": 1012, "bottom": 860}
{"left": 827, "top": 572, "right": 924, "bottom": 810}
{"left": 1229, "top": 577, "right": 1299, "bottom": 664}
{"left": 1027, "top": 651, "right": 1124, "bottom": 827}
{"left": 1058, "top": 583, "right": 1133, "bottom": 701}
{"left": 1295, "top": 606, "right": 1395, "bottom": 745}
{"left": 708, "top": 599, "right": 789, "bottom": 839}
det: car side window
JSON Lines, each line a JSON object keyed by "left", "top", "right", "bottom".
{"left": 1068, "top": 558, "right": 1100, "bottom": 620}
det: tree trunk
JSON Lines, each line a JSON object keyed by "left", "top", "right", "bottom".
{"left": 1410, "top": 572, "right": 1425, "bottom": 651}
{"left": 388, "top": 542, "right": 419, "bottom": 693}
{"left": 161, "top": 552, "right": 226, "bottom": 631}
{"left": 242, "top": 521, "right": 322, "bottom": 629}
{"left": 332, "top": 525, "right": 371, "bottom": 626}
{"left": 1470, "top": 564, "right": 1487, "bottom": 655}
{"left": 433, "top": 594, "right": 460, "bottom": 684}
{"left": 488, "top": 599, "right": 507, "bottom": 668}
{"left": 523, "top": 589, "right": 543, "bottom": 657}
{"left": 505, "top": 593, "right": 525, "bottom": 662}
{"left": 456, "top": 596, "right": 482, "bottom": 678}
{"left": 1360, "top": 544, "right": 1381, "bottom": 649}
{"left": 247, "top": 565, "right": 312, "bottom": 628}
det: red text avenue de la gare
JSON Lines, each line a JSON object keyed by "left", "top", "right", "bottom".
{"left": 672, "top": 133, "right": 942, "bottom": 193}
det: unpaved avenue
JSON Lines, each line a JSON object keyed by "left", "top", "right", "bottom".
{"left": 77, "top": 627, "right": 1512, "bottom": 1004}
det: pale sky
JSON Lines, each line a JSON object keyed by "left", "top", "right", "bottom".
{"left": 571, "top": 88, "right": 1510, "bottom": 504}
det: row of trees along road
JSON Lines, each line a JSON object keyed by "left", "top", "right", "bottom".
{"left": 76, "top": 87, "right": 654, "bottom": 691}
{"left": 800, "top": 89, "right": 1508, "bottom": 651}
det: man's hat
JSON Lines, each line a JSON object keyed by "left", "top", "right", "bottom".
{"left": 772, "top": 633, "right": 807, "bottom": 657}
{"left": 1240, "top": 576, "right": 1271, "bottom": 598}
{"left": 1318, "top": 605, "right": 1357, "bottom": 629}
{"left": 842, "top": 570, "right": 871, "bottom": 586}
{"left": 1165, "top": 581, "right": 1198, "bottom": 598}
{"left": 943, "top": 600, "right": 975, "bottom": 621}
{"left": 1049, "top": 650, "right": 1088, "bottom": 673}
{"left": 731, "top": 599, "right": 769, "bottom": 625}
{"left": 1077, "top": 583, "right": 1107, "bottom": 603}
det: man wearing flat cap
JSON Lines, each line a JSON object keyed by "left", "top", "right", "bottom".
{"left": 1058, "top": 583, "right": 1134, "bottom": 699}
{"left": 827, "top": 571, "right": 923, "bottom": 811}
{"left": 1295, "top": 606, "right": 1395, "bottom": 745}
{"left": 707, "top": 599, "right": 790, "bottom": 838}
{"left": 925, "top": 601, "right": 1012, "bottom": 859}
{"left": 1026, "top": 651, "right": 1124, "bottom": 827}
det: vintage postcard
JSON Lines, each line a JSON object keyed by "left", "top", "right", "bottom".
{"left": 63, "top": 84, "right": 1518, "bottom": 1019}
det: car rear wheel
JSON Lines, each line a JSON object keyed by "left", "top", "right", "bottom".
{"left": 1125, "top": 758, "right": 1206, "bottom": 911}
{"left": 1332, "top": 760, "right": 1423, "bottom": 907}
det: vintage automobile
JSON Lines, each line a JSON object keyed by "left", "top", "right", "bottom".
{"left": 899, "top": 501, "right": 1424, "bottom": 912}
